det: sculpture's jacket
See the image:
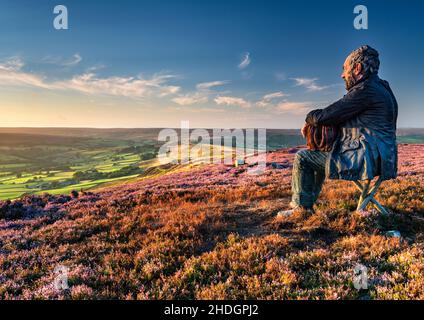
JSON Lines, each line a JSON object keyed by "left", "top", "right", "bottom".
{"left": 306, "top": 73, "right": 398, "bottom": 181}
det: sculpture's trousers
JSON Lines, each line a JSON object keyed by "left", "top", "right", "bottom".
{"left": 291, "top": 149, "right": 329, "bottom": 209}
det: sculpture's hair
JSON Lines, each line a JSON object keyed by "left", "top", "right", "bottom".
{"left": 348, "top": 45, "right": 380, "bottom": 76}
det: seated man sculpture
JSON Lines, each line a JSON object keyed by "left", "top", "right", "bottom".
{"left": 278, "top": 45, "right": 398, "bottom": 218}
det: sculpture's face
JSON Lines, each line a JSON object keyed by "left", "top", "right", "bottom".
{"left": 341, "top": 57, "right": 363, "bottom": 91}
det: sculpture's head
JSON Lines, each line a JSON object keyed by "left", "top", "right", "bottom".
{"left": 342, "top": 45, "right": 380, "bottom": 90}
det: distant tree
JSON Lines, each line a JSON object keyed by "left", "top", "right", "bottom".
{"left": 140, "top": 152, "right": 156, "bottom": 161}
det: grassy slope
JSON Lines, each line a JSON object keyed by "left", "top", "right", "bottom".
{"left": 0, "top": 144, "right": 423, "bottom": 300}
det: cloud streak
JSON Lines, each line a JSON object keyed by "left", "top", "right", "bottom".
{"left": 196, "top": 80, "right": 229, "bottom": 91}
{"left": 54, "top": 73, "right": 180, "bottom": 98}
{"left": 172, "top": 93, "right": 208, "bottom": 106}
{"left": 62, "top": 53, "right": 82, "bottom": 66}
{"left": 42, "top": 53, "right": 83, "bottom": 67}
{"left": 276, "top": 101, "right": 313, "bottom": 115}
{"left": 238, "top": 52, "right": 251, "bottom": 69}
{"left": 292, "top": 77, "right": 328, "bottom": 92}
{"left": 172, "top": 80, "right": 230, "bottom": 106}
{"left": 256, "top": 91, "right": 289, "bottom": 107}
{"left": 0, "top": 57, "right": 51, "bottom": 89}
{"left": 214, "top": 96, "right": 251, "bottom": 108}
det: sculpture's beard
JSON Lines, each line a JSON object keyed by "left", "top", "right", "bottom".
{"left": 344, "top": 69, "right": 366, "bottom": 91}
{"left": 344, "top": 73, "right": 358, "bottom": 90}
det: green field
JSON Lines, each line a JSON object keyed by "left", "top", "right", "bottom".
{"left": 0, "top": 129, "right": 162, "bottom": 200}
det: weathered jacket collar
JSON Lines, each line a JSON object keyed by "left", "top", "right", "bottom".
{"left": 349, "top": 73, "right": 379, "bottom": 92}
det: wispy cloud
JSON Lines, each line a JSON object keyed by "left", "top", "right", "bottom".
{"left": 0, "top": 57, "right": 50, "bottom": 88}
{"left": 63, "top": 53, "right": 82, "bottom": 66}
{"left": 214, "top": 96, "right": 251, "bottom": 108}
{"left": 86, "top": 64, "right": 105, "bottom": 73}
{"left": 0, "top": 57, "right": 24, "bottom": 71}
{"left": 172, "top": 92, "right": 208, "bottom": 106}
{"left": 42, "top": 53, "right": 83, "bottom": 67}
{"left": 54, "top": 73, "right": 180, "bottom": 98}
{"left": 196, "top": 80, "right": 229, "bottom": 91}
{"left": 275, "top": 101, "right": 313, "bottom": 115}
{"left": 238, "top": 52, "right": 251, "bottom": 70}
{"left": 263, "top": 91, "right": 288, "bottom": 101}
{"left": 292, "top": 77, "right": 328, "bottom": 92}
{"left": 256, "top": 91, "right": 289, "bottom": 107}
{"left": 0, "top": 57, "right": 180, "bottom": 99}
{"left": 171, "top": 80, "right": 229, "bottom": 105}
{"left": 171, "top": 106, "right": 226, "bottom": 113}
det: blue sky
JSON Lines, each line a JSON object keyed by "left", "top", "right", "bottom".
{"left": 0, "top": 0, "right": 423, "bottom": 128}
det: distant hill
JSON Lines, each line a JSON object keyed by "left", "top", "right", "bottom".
{"left": 0, "top": 127, "right": 422, "bottom": 148}
{"left": 397, "top": 128, "right": 424, "bottom": 135}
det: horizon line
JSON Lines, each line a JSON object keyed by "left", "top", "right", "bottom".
{"left": 0, "top": 126, "right": 423, "bottom": 130}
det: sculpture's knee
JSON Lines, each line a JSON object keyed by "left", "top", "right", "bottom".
{"left": 294, "top": 150, "right": 309, "bottom": 168}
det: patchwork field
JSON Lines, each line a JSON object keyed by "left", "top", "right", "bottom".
{"left": 0, "top": 130, "right": 162, "bottom": 200}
